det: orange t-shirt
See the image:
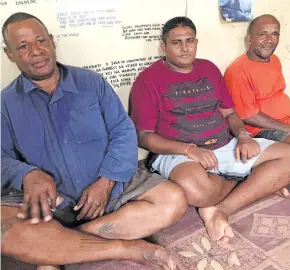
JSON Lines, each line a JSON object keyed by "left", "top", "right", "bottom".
{"left": 224, "top": 53, "right": 290, "bottom": 136}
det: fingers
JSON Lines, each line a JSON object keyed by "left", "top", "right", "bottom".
{"left": 235, "top": 146, "right": 241, "bottom": 162}
{"left": 236, "top": 140, "right": 261, "bottom": 163}
{"left": 40, "top": 194, "right": 53, "bottom": 222}
{"left": 200, "top": 151, "right": 218, "bottom": 170}
{"left": 77, "top": 201, "right": 105, "bottom": 220}
{"left": 29, "top": 199, "right": 41, "bottom": 224}
{"left": 84, "top": 204, "right": 99, "bottom": 220}
{"left": 91, "top": 205, "right": 105, "bottom": 220}
{"left": 210, "top": 151, "right": 218, "bottom": 171}
{"left": 56, "top": 195, "right": 64, "bottom": 206}
{"left": 17, "top": 193, "right": 30, "bottom": 220}
{"left": 47, "top": 188, "right": 57, "bottom": 209}
{"left": 241, "top": 148, "right": 248, "bottom": 164}
{"left": 18, "top": 193, "right": 42, "bottom": 224}
{"left": 74, "top": 193, "right": 86, "bottom": 212}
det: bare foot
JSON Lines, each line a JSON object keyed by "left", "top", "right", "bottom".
{"left": 199, "top": 206, "right": 234, "bottom": 242}
{"left": 275, "top": 188, "right": 290, "bottom": 198}
{"left": 37, "top": 266, "right": 61, "bottom": 270}
{"left": 123, "top": 239, "right": 176, "bottom": 270}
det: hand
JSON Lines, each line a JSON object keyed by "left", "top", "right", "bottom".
{"left": 74, "top": 177, "right": 115, "bottom": 220}
{"left": 186, "top": 145, "right": 218, "bottom": 171}
{"left": 235, "top": 134, "right": 261, "bottom": 163}
{"left": 18, "top": 170, "right": 59, "bottom": 224}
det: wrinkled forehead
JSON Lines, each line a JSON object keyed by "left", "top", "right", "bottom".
{"left": 5, "top": 19, "right": 48, "bottom": 45}
{"left": 254, "top": 18, "right": 280, "bottom": 33}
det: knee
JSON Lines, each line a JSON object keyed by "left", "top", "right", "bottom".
{"left": 1, "top": 218, "right": 31, "bottom": 255}
{"left": 158, "top": 182, "right": 188, "bottom": 225}
{"left": 177, "top": 176, "right": 223, "bottom": 207}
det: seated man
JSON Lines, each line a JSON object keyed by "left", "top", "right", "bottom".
{"left": 130, "top": 16, "right": 290, "bottom": 243}
{"left": 1, "top": 12, "right": 187, "bottom": 270}
{"left": 224, "top": 14, "right": 290, "bottom": 145}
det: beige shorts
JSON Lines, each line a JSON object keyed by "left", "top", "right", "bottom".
{"left": 152, "top": 138, "right": 276, "bottom": 179}
{"left": 1, "top": 168, "right": 166, "bottom": 227}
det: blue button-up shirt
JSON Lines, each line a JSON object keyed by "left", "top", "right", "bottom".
{"left": 1, "top": 63, "right": 138, "bottom": 210}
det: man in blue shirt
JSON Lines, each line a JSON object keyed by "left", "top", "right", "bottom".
{"left": 1, "top": 12, "right": 186, "bottom": 270}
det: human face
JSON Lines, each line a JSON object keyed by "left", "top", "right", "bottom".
{"left": 4, "top": 18, "right": 57, "bottom": 81}
{"left": 247, "top": 18, "right": 280, "bottom": 62}
{"left": 162, "top": 26, "right": 198, "bottom": 73}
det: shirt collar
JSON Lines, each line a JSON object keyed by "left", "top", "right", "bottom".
{"left": 22, "top": 62, "right": 79, "bottom": 95}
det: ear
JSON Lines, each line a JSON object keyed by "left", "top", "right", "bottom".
{"left": 160, "top": 41, "right": 166, "bottom": 54}
{"left": 4, "top": 47, "right": 15, "bottom": 63}
{"left": 246, "top": 33, "right": 251, "bottom": 44}
{"left": 49, "top": 34, "right": 56, "bottom": 48}
{"left": 245, "top": 34, "right": 251, "bottom": 50}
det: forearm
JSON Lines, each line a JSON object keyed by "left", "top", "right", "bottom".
{"left": 244, "top": 112, "right": 290, "bottom": 132}
{"left": 226, "top": 112, "right": 246, "bottom": 137}
{"left": 137, "top": 131, "right": 188, "bottom": 155}
{"left": 1, "top": 153, "right": 38, "bottom": 190}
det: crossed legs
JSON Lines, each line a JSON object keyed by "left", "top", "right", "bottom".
{"left": 170, "top": 142, "right": 290, "bottom": 242}
{"left": 1, "top": 181, "right": 187, "bottom": 269}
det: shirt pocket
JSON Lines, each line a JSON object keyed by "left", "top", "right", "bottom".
{"left": 69, "top": 103, "right": 107, "bottom": 144}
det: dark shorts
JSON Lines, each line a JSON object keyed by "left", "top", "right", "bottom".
{"left": 1, "top": 168, "right": 166, "bottom": 228}
{"left": 255, "top": 129, "right": 290, "bottom": 142}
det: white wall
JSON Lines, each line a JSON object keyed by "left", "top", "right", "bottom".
{"left": 187, "top": 0, "right": 290, "bottom": 93}
{"left": 1, "top": 0, "right": 289, "bottom": 160}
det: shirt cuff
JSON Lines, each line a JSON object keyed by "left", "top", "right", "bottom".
{"left": 98, "top": 164, "right": 136, "bottom": 183}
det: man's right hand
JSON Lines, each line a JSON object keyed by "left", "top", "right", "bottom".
{"left": 186, "top": 145, "right": 218, "bottom": 171}
{"left": 18, "top": 170, "right": 58, "bottom": 224}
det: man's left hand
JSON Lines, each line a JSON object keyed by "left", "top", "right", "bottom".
{"left": 235, "top": 135, "right": 261, "bottom": 163}
{"left": 74, "top": 177, "right": 115, "bottom": 220}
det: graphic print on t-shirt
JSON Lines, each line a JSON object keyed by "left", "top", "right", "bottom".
{"left": 164, "top": 77, "right": 230, "bottom": 148}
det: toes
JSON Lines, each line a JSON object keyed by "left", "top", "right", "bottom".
{"left": 282, "top": 188, "right": 290, "bottom": 198}
{"left": 225, "top": 225, "right": 235, "bottom": 238}
{"left": 168, "top": 257, "right": 176, "bottom": 270}
{"left": 219, "top": 236, "right": 230, "bottom": 244}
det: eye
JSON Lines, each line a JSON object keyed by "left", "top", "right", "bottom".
{"left": 187, "top": 39, "right": 195, "bottom": 44}
{"left": 37, "top": 39, "right": 46, "bottom": 44}
{"left": 172, "top": 41, "right": 180, "bottom": 46}
{"left": 19, "top": 44, "right": 28, "bottom": 50}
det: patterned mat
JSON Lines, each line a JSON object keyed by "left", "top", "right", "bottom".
{"left": 2, "top": 196, "right": 290, "bottom": 270}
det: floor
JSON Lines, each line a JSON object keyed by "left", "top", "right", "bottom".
{"left": 2, "top": 195, "right": 290, "bottom": 270}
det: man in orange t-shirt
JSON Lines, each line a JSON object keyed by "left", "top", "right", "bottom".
{"left": 224, "top": 14, "right": 290, "bottom": 144}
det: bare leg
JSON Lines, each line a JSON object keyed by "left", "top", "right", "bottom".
{"left": 37, "top": 266, "right": 61, "bottom": 270}
{"left": 282, "top": 135, "right": 290, "bottom": 144}
{"left": 79, "top": 182, "right": 187, "bottom": 239}
{"left": 276, "top": 135, "right": 290, "bottom": 198}
{"left": 1, "top": 206, "right": 176, "bottom": 269}
{"left": 169, "top": 162, "right": 237, "bottom": 207}
{"left": 199, "top": 143, "right": 290, "bottom": 242}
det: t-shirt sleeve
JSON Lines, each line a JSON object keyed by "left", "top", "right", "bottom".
{"left": 130, "top": 77, "right": 158, "bottom": 131}
{"left": 210, "top": 62, "right": 234, "bottom": 109}
{"left": 218, "top": 75, "right": 235, "bottom": 109}
{"left": 224, "top": 66, "right": 259, "bottom": 119}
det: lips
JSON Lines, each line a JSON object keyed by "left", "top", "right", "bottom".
{"left": 32, "top": 59, "right": 49, "bottom": 68}
{"left": 262, "top": 46, "right": 274, "bottom": 50}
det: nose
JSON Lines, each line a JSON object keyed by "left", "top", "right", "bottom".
{"left": 29, "top": 41, "right": 43, "bottom": 55}
{"left": 264, "top": 34, "right": 274, "bottom": 44}
{"left": 180, "top": 42, "right": 189, "bottom": 52}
